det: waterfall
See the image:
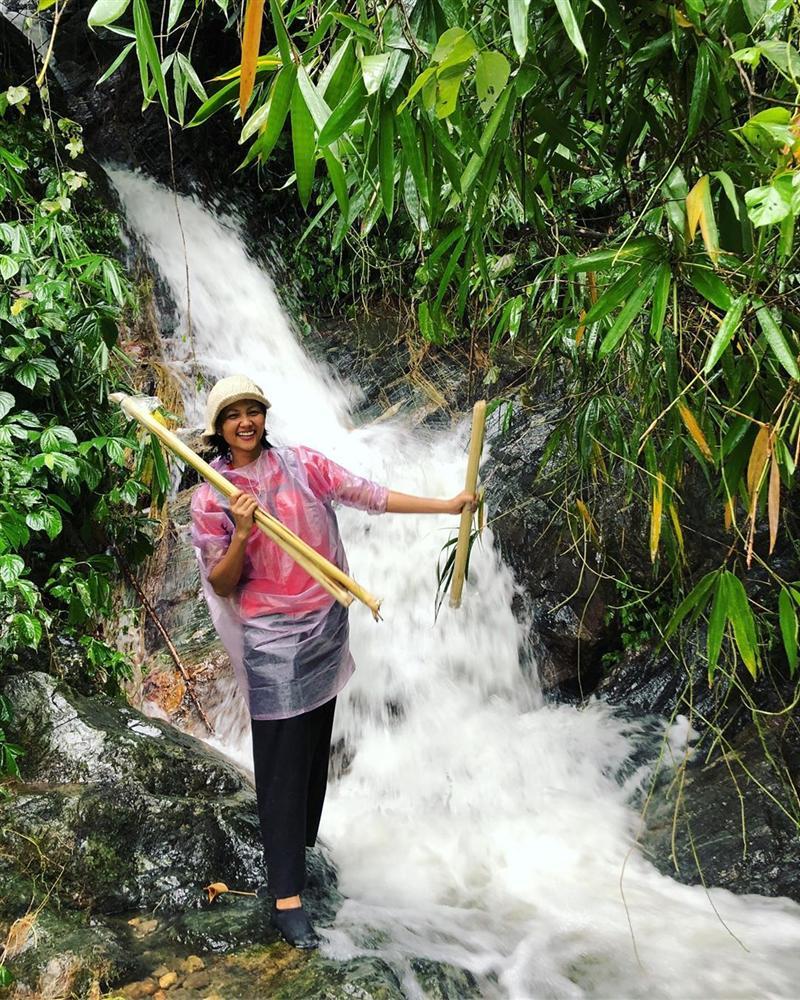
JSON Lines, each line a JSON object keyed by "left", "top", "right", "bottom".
{"left": 109, "top": 168, "right": 800, "bottom": 999}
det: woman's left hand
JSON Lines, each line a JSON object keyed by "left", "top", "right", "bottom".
{"left": 447, "top": 491, "right": 478, "bottom": 515}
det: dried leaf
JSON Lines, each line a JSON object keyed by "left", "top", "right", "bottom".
{"left": 4, "top": 914, "right": 36, "bottom": 959}
{"left": 650, "top": 472, "right": 665, "bottom": 562}
{"left": 724, "top": 494, "right": 736, "bottom": 531}
{"left": 587, "top": 271, "right": 598, "bottom": 304}
{"left": 677, "top": 401, "right": 713, "bottom": 460}
{"left": 205, "top": 881, "right": 230, "bottom": 903}
{"left": 768, "top": 450, "right": 780, "bottom": 554}
{"left": 668, "top": 503, "right": 685, "bottom": 562}
{"left": 575, "top": 498, "right": 598, "bottom": 543}
{"left": 239, "top": 0, "right": 266, "bottom": 117}
{"left": 747, "top": 424, "right": 771, "bottom": 499}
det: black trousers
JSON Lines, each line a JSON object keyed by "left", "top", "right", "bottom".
{"left": 251, "top": 696, "right": 336, "bottom": 898}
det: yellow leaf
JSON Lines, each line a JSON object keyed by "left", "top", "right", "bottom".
{"left": 10, "top": 298, "right": 30, "bottom": 316}
{"left": 587, "top": 271, "right": 598, "bottom": 304}
{"left": 686, "top": 175, "right": 720, "bottom": 264}
{"left": 213, "top": 54, "right": 281, "bottom": 82}
{"left": 675, "top": 9, "right": 694, "bottom": 26}
{"left": 724, "top": 494, "right": 736, "bottom": 531}
{"left": 677, "top": 401, "right": 713, "bottom": 461}
{"left": 204, "top": 881, "right": 229, "bottom": 903}
{"left": 575, "top": 499, "right": 599, "bottom": 543}
{"left": 668, "top": 503, "right": 685, "bottom": 561}
{"left": 768, "top": 451, "right": 780, "bottom": 554}
{"left": 239, "top": 0, "right": 266, "bottom": 117}
{"left": 576, "top": 308, "right": 586, "bottom": 345}
{"left": 747, "top": 424, "right": 771, "bottom": 499}
{"left": 650, "top": 472, "right": 665, "bottom": 562}
{"left": 591, "top": 440, "right": 608, "bottom": 480}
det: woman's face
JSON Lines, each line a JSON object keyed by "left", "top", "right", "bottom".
{"left": 218, "top": 399, "right": 266, "bottom": 462}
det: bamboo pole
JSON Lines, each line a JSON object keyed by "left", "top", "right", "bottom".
{"left": 449, "top": 400, "right": 486, "bottom": 609}
{"left": 110, "top": 393, "right": 383, "bottom": 618}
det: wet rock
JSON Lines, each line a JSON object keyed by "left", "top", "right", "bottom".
{"left": 639, "top": 726, "right": 800, "bottom": 902}
{"left": 0, "top": 906, "right": 132, "bottom": 999}
{"left": 409, "top": 958, "right": 482, "bottom": 998}
{"left": 0, "top": 672, "right": 334, "bottom": 916}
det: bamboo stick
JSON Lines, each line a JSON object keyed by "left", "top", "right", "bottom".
{"left": 110, "top": 393, "right": 383, "bottom": 617}
{"left": 449, "top": 400, "right": 486, "bottom": 609}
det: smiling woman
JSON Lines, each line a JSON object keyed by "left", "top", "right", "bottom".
{"left": 189, "top": 374, "right": 474, "bottom": 948}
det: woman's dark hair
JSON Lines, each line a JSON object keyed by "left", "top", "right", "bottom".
{"left": 208, "top": 402, "right": 272, "bottom": 461}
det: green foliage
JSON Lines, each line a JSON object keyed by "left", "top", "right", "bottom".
{"left": 0, "top": 105, "right": 161, "bottom": 782}
{"left": 84, "top": 0, "right": 800, "bottom": 689}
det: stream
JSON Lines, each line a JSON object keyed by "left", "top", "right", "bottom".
{"left": 109, "top": 168, "right": 800, "bottom": 999}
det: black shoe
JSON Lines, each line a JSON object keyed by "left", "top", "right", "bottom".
{"left": 270, "top": 903, "right": 319, "bottom": 950}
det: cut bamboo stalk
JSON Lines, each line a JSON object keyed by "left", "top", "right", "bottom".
{"left": 449, "top": 400, "right": 486, "bottom": 609}
{"left": 110, "top": 393, "right": 383, "bottom": 617}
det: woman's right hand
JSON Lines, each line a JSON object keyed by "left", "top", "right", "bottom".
{"left": 231, "top": 492, "right": 259, "bottom": 540}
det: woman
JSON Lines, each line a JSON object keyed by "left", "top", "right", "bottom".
{"left": 191, "top": 375, "right": 475, "bottom": 949}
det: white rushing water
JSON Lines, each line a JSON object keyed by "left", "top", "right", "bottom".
{"left": 109, "top": 169, "right": 800, "bottom": 999}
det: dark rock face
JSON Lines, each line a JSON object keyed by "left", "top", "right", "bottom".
{"left": 639, "top": 726, "right": 800, "bottom": 901}
{"left": 0, "top": 671, "right": 271, "bottom": 912}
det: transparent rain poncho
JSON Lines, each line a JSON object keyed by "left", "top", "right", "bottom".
{"left": 191, "top": 445, "right": 388, "bottom": 720}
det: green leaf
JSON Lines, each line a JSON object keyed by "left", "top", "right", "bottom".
{"left": 460, "top": 89, "right": 514, "bottom": 195}
{"left": 475, "top": 50, "right": 510, "bottom": 113}
{"left": 322, "top": 149, "right": 349, "bottom": 217}
{"left": 746, "top": 176, "right": 793, "bottom": 228}
{"left": 88, "top": 0, "right": 130, "bottom": 29}
{"left": 583, "top": 266, "right": 643, "bottom": 325}
{"left": 188, "top": 78, "right": 239, "bottom": 127}
{"left": 660, "top": 570, "right": 718, "bottom": 645}
{"left": 712, "top": 170, "right": 739, "bottom": 220}
{"left": 330, "top": 11, "right": 376, "bottom": 43}
{"left": 133, "top": 0, "right": 169, "bottom": 115}
{"left": 703, "top": 295, "right": 746, "bottom": 374}
{"left": 291, "top": 83, "right": 316, "bottom": 210}
{"left": 318, "top": 74, "right": 366, "bottom": 147}
{"left": 249, "top": 65, "right": 296, "bottom": 164}
{"left": 598, "top": 269, "right": 656, "bottom": 357}
{"left": 0, "top": 255, "right": 18, "bottom": 280}
{"left": 167, "top": 0, "right": 185, "bottom": 31}
{"left": 96, "top": 42, "right": 135, "bottom": 87}
{"left": 509, "top": 0, "right": 531, "bottom": 60}
{"left": 361, "top": 53, "right": 391, "bottom": 96}
{"left": 723, "top": 572, "right": 759, "bottom": 678}
{"left": 555, "top": 0, "right": 588, "bottom": 61}
{"left": 687, "top": 266, "right": 733, "bottom": 311}
{"left": 648, "top": 263, "right": 671, "bottom": 343}
{"left": 269, "top": 0, "right": 293, "bottom": 70}
{"left": 687, "top": 42, "right": 710, "bottom": 140}
{"left": 567, "top": 236, "right": 663, "bottom": 272}
{"left": 779, "top": 587, "right": 798, "bottom": 675}
{"left": 296, "top": 64, "right": 331, "bottom": 132}
{"left": 0, "top": 391, "right": 14, "bottom": 420}
{"left": 754, "top": 302, "right": 800, "bottom": 381}
{"left": 707, "top": 574, "right": 727, "bottom": 683}
{"left": 379, "top": 101, "right": 395, "bottom": 221}
{"left": 0, "top": 554, "right": 24, "bottom": 584}
{"left": 397, "top": 66, "right": 436, "bottom": 114}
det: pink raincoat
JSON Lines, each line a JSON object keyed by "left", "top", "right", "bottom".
{"left": 190, "top": 446, "right": 388, "bottom": 720}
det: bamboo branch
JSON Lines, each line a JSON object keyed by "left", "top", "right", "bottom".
{"left": 110, "top": 393, "right": 382, "bottom": 618}
{"left": 450, "top": 400, "right": 486, "bottom": 609}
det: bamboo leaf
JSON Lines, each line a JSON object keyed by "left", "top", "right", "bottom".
{"left": 598, "top": 274, "right": 655, "bottom": 357}
{"left": 361, "top": 53, "right": 391, "bottom": 96}
{"left": 318, "top": 75, "right": 366, "bottom": 147}
{"left": 583, "top": 265, "right": 642, "bottom": 325}
{"left": 688, "top": 266, "right": 733, "bottom": 311}
{"left": 188, "top": 78, "right": 239, "bottom": 127}
{"left": 555, "top": 0, "right": 588, "bottom": 61}
{"left": 754, "top": 302, "right": 800, "bottom": 380}
{"left": 509, "top": 0, "right": 531, "bottom": 60}
{"left": 650, "top": 471, "right": 665, "bottom": 562}
{"left": 703, "top": 295, "right": 746, "bottom": 374}
{"left": 379, "top": 100, "right": 395, "bottom": 221}
{"left": 243, "top": 64, "right": 295, "bottom": 163}
{"left": 648, "top": 263, "right": 671, "bottom": 343}
{"left": 322, "top": 149, "right": 349, "bottom": 217}
{"left": 290, "top": 83, "right": 316, "bottom": 209}
{"left": 661, "top": 570, "right": 718, "bottom": 645}
{"left": 687, "top": 42, "right": 710, "bottom": 139}
{"left": 133, "top": 0, "right": 169, "bottom": 114}
{"left": 88, "top": 0, "right": 129, "bottom": 29}
{"left": 724, "top": 572, "right": 759, "bottom": 678}
{"left": 779, "top": 587, "right": 798, "bottom": 675}
{"left": 96, "top": 42, "right": 135, "bottom": 87}
{"left": 747, "top": 423, "right": 771, "bottom": 499}
{"left": 706, "top": 574, "right": 727, "bottom": 683}
{"left": 668, "top": 503, "right": 685, "bottom": 562}
{"left": 240, "top": 0, "right": 266, "bottom": 116}
{"left": 768, "top": 450, "right": 780, "bottom": 554}
{"left": 567, "top": 236, "right": 663, "bottom": 272}
{"left": 677, "top": 402, "right": 714, "bottom": 461}
{"left": 686, "top": 175, "right": 719, "bottom": 263}
{"left": 269, "top": 0, "right": 293, "bottom": 69}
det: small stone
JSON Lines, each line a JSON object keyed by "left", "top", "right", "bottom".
{"left": 182, "top": 955, "right": 205, "bottom": 974}
{"left": 153, "top": 992, "right": 167, "bottom": 1000}
{"left": 184, "top": 971, "right": 211, "bottom": 990}
{"left": 136, "top": 918, "right": 159, "bottom": 936}
{"left": 152, "top": 965, "right": 170, "bottom": 978}
{"left": 122, "top": 980, "right": 158, "bottom": 999}
{"left": 158, "top": 971, "right": 178, "bottom": 990}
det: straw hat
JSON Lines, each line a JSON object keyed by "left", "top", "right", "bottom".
{"left": 202, "top": 375, "right": 271, "bottom": 441}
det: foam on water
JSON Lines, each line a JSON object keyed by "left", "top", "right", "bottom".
{"left": 109, "top": 168, "right": 800, "bottom": 999}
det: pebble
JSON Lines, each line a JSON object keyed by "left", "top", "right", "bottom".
{"left": 152, "top": 965, "right": 170, "bottom": 978}
{"left": 158, "top": 970, "right": 178, "bottom": 989}
{"left": 182, "top": 955, "right": 205, "bottom": 974}
{"left": 184, "top": 970, "right": 212, "bottom": 990}
{"left": 122, "top": 981, "right": 157, "bottom": 1000}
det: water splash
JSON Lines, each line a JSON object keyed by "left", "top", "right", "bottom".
{"left": 109, "top": 168, "right": 800, "bottom": 999}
